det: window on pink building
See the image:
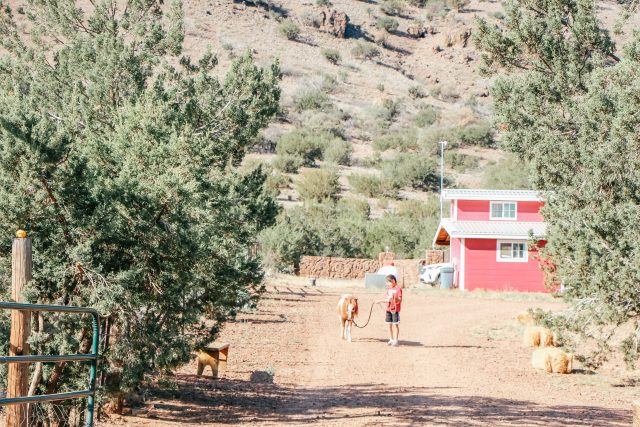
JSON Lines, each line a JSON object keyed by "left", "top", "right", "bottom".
{"left": 490, "top": 202, "right": 517, "bottom": 220}
{"left": 497, "top": 241, "right": 527, "bottom": 262}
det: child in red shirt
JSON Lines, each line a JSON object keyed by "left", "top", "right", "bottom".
{"left": 376, "top": 275, "right": 402, "bottom": 346}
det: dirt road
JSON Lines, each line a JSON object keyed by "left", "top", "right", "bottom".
{"left": 104, "top": 280, "right": 635, "bottom": 426}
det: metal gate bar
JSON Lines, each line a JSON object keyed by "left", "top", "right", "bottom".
{"left": 0, "top": 302, "right": 99, "bottom": 427}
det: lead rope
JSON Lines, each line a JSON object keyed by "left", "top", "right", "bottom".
{"left": 352, "top": 302, "right": 376, "bottom": 329}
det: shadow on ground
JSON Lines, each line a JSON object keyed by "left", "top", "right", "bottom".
{"left": 142, "top": 377, "right": 631, "bottom": 426}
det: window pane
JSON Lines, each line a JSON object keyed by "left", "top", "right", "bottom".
{"left": 500, "top": 243, "right": 512, "bottom": 258}
{"left": 512, "top": 243, "right": 526, "bottom": 259}
{"left": 504, "top": 203, "right": 516, "bottom": 218}
{"left": 492, "top": 204, "right": 503, "bottom": 218}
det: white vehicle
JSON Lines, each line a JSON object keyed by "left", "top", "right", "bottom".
{"left": 419, "top": 263, "right": 452, "bottom": 285}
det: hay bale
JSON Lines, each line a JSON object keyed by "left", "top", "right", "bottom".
{"left": 531, "top": 347, "right": 573, "bottom": 374}
{"left": 523, "top": 326, "right": 555, "bottom": 347}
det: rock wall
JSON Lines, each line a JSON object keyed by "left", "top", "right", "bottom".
{"left": 299, "top": 251, "right": 446, "bottom": 286}
{"left": 299, "top": 256, "right": 380, "bottom": 279}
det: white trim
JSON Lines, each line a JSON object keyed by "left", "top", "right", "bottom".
{"left": 460, "top": 238, "right": 465, "bottom": 290}
{"left": 443, "top": 189, "right": 543, "bottom": 202}
{"left": 490, "top": 201, "right": 518, "bottom": 221}
{"left": 496, "top": 240, "right": 528, "bottom": 263}
{"left": 453, "top": 199, "right": 458, "bottom": 220}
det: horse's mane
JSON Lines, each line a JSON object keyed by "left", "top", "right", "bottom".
{"left": 337, "top": 294, "right": 358, "bottom": 319}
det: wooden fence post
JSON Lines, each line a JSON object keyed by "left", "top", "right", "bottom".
{"left": 6, "top": 230, "right": 32, "bottom": 427}
{"left": 633, "top": 400, "right": 640, "bottom": 427}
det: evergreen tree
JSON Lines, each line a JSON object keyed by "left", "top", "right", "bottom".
{"left": 0, "top": 0, "right": 280, "bottom": 417}
{"left": 476, "top": 0, "right": 640, "bottom": 366}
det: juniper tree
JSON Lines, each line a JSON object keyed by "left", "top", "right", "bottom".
{"left": 475, "top": 0, "right": 640, "bottom": 366}
{"left": 0, "top": 0, "right": 280, "bottom": 417}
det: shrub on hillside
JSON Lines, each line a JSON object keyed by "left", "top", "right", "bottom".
{"left": 351, "top": 42, "right": 380, "bottom": 61}
{"left": 278, "top": 19, "right": 301, "bottom": 41}
{"left": 380, "top": 0, "right": 405, "bottom": 16}
{"left": 348, "top": 174, "right": 397, "bottom": 198}
{"left": 275, "top": 128, "right": 327, "bottom": 170}
{"left": 446, "top": 0, "right": 469, "bottom": 12}
{"left": 413, "top": 104, "right": 440, "bottom": 127}
{"left": 265, "top": 170, "right": 292, "bottom": 192}
{"left": 321, "top": 48, "right": 341, "bottom": 64}
{"left": 323, "top": 138, "right": 353, "bottom": 165}
{"left": 381, "top": 153, "right": 439, "bottom": 190}
{"left": 273, "top": 153, "right": 306, "bottom": 173}
{"left": 480, "top": 154, "right": 532, "bottom": 189}
{"left": 316, "top": 0, "right": 332, "bottom": 6}
{"left": 455, "top": 121, "right": 494, "bottom": 146}
{"left": 296, "top": 168, "right": 340, "bottom": 202}
{"left": 377, "top": 16, "right": 399, "bottom": 33}
{"left": 372, "top": 128, "right": 418, "bottom": 152}
{"left": 445, "top": 152, "right": 480, "bottom": 172}
{"left": 293, "top": 89, "right": 332, "bottom": 113}
{"left": 296, "top": 110, "right": 345, "bottom": 138}
{"left": 408, "top": 85, "right": 426, "bottom": 99}
{"left": 430, "top": 84, "right": 460, "bottom": 102}
{"left": 376, "top": 98, "right": 402, "bottom": 128}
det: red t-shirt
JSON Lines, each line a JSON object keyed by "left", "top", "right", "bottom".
{"left": 386, "top": 286, "right": 402, "bottom": 313}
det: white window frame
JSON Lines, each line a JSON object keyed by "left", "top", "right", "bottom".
{"left": 496, "top": 240, "right": 528, "bottom": 263}
{"left": 490, "top": 201, "right": 518, "bottom": 220}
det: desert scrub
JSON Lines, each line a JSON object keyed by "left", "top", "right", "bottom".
{"left": 380, "top": 0, "right": 405, "bottom": 16}
{"left": 430, "top": 84, "right": 459, "bottom": 102}
{"left": 296, "top": 168, "right": 340, "bottom": 202}
{"left": 381, "top": 153, "right": 439, "bottom": 190}
{"left": 408, "top": 85, "right": 427, "bottom": 99}
{"left": 316, "top": 0, "right": 332, "bottom": 5}
{"left": 480, "top": 154, "right": 532, "bottom": 189}
{"left": 348, "top": 174, "right": 397, "bottom": 198}
{"left": 376, "top": 98, "right": 401, "bottom": 128}
{"left": 275, "top": 128, "right": 327, "bottom": 171}
{"left": 373, "top": 128, "right": 418, "bottom": 152}
{"left": 445, "top": 152, "right": 480, "bottom": 172}
{"left": 278, "top": 19, "right": 301, "bottom": 40}
{"left": 455, "top": 121, "right": 494, "bottom": 146}
{"left": 447, "top": 0, "right": 469, "bottom": 12}
{"left": 321, "top": 48, "right": 341, "bottom": 64}
{"left": 293, "top": 89, "right": 332, "bottom": 113}
{"left": 413, "top": 104, "right": 440, "bottom": 127}
{"left": 351, "top": 42, "right": 380, "bottom": 61}
{"left": 323, "top": 138, "right": 353, "bottom": 165}
{"left": 377, "top": 16, "right": 399, "bottom": 33}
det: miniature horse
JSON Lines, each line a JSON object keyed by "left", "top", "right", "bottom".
{"left": 337, "top": 294, "right": 359, "bottom": 342}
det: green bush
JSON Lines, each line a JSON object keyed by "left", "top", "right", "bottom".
{"left": 413, "top": 105, "right": 440, "bottom": 127}
{"left": 293, "top": 89, "right": 332, "bottom": 113}
{"left": 446, "top": 0, "right": 469, "bottom": 12}
{"left": 381, "top": 153, "right": 438, "bottom": 190}
{"left": 376, "top": 98, "right": 402, "bottom": 128}
{"left": 455, "top": 121, "right": 494, "bottom": 146}
{"left": 316, "top": 0, "right": 332, "bottom": 5}
{"left": 430, "top": 84, "right": 459, "bottom": 102}
{"left": 445, "top": 152, "right": 480, "bottom": 172}
{"left": 273, "top": 153, "right": 305, "bottom": 173}
{"left": 323, "top": 139, "right": 353, "bottom": 165}
{"left": 372, "top": 128, "right": 418, "bottom": 152}
{"left": 296, "top": 168, "right": 340, "bottom": 202}
{"left": 480, "top": 154, "right": 532, "bottom": 189}
{"left": 275, "top": 128, "right": 327, "bottom": 171}
{"left": 377, "top": 16, "right": 399, "bottom": 33}
{"left": 351, "top": 42, "right": 380, "bottom": 61}
{"left": 321, "top": 48, "right": 341, "bottom": 64}
{"left": 380, "top": 0, "right": 405, "bottom": 16}
{"left": 278, "top": 19, "right": 301, "bottom": 40}
{"left": 265, "top": 170, "right": 292, "bottom": 191}
{"left": 297, "top": 110, "right": 345, "bottom": 138}
{"left": 348, "top": 174, "right": 397, "bottom": 198}
{"left": 408, "top": 85, "right": 426, "bottom": 99}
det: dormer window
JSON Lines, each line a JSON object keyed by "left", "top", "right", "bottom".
{"left": 490, "top": 201, "right": 517, "bottom": 220}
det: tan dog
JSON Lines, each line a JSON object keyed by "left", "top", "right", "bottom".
{"left": 337, "top": 294, "right": 359, "bottom": 342}
{"left": 531, "top": 347, "right": 573, "bottom": 374}
{"left": 523, "top": 326, "right": 556, "bottom": 347}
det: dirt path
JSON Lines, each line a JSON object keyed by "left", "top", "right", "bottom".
{"left": 103, "top": 283, "right": 635, "bottom": 426}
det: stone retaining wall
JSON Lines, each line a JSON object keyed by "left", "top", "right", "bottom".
{"left": 299, "top": 256, "right": 380, "bottom": 279}
{"left": 299, "top": 250, "right": 445, "bottom": 286}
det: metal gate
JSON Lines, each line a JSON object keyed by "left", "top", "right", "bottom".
{"left": 0, "top": 302, "right": 99, "bottom": 427}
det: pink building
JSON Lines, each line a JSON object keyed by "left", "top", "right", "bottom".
{"left": 432, "top": 189, "right": 547, "bottom": 292}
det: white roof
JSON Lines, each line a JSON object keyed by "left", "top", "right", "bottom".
{"left": 442, "top": 189, "right": 544, "bottom": 202}
{"left": 433, "top": 219, "right": 546, "bottom": 246}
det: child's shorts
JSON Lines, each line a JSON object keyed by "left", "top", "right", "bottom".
{"left": 385, "top": 311, "right": 400, "bottom": 324}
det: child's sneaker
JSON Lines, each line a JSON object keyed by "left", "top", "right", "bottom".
{"left": 391, "top": 340, "right": 399, "bottom": 346}
{"left": 387, "top": 339, "right": 393, "bottom": 345}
